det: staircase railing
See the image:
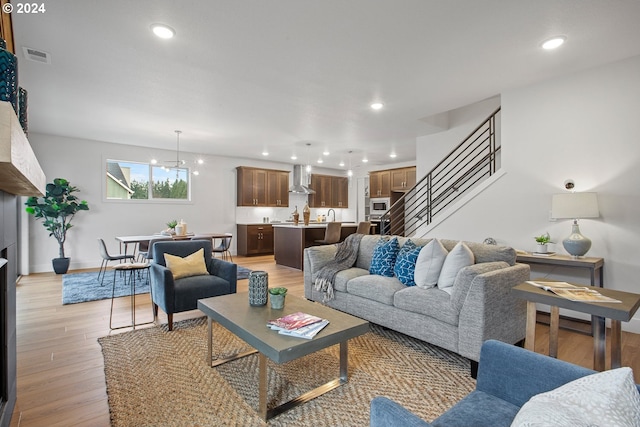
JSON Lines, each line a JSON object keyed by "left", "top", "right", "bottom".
{"left": 381, "top": 107, "right": 501, "bottom": 236}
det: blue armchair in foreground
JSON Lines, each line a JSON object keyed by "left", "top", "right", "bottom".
{"left": 150, "top": 240, "right": 237, "bottom": 330}
{"left": 371, "top": 339, "right": 640, "bottom": 427}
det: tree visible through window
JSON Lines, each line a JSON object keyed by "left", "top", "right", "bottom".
{"left": 106, "top": 160, "right": 190, "bottom": 201}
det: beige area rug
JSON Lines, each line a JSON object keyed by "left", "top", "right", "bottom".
{"left": 98, "top": 317, "right": 476, "bottom": 426}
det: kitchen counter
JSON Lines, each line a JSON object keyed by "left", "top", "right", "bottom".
{"left": 273, "top": 223, "right": 358, "bottom": 270}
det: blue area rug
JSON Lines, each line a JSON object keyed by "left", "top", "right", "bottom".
{"left": 62, "top": 265, "right": 252, "bottom": 305}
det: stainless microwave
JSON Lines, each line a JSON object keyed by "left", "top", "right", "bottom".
{"left": 370, "top": 198, "right": 390, "bottom": 213}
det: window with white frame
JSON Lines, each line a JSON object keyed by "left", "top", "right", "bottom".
{"left": 106, "top": 160, "right": 190, "bottom": 201}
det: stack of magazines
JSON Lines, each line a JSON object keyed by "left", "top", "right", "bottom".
{"left": 267, "top": 311, "right": 329, "bottom": 339}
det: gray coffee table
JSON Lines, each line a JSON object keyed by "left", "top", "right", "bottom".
{"left": 197, "top": 293, "right": 369, "bottom": 421}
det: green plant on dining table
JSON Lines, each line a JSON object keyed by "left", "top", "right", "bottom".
{"left": 268, "top": 287, "right": 288, "bottom": 296}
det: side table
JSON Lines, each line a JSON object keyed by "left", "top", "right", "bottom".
{"left": 109, "top": 262, "right": 154, "bottom": 330}
{"left": 512, "top": 282, "right": 640, "bottom": 371}
{"left": 517, "top": 253, "right": 604, "bottom": 334}
{"left": 515, "top": 253, "right": 604, "bottom": 287}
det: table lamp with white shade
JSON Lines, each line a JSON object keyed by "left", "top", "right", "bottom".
{"left": 551, "top": 192, "right": 599, "bottom": 258}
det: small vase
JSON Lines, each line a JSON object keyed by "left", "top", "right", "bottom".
{"left": 248, "top": 271, "right": 268, "bottom": 306}
{"left": 303, "top": 203, "right": 310, "bottom": 226}
{"left": 0, "top": 38, "right": 18, "bottom": 115}
{"left": 270, "top": 294, "right": 285, "bottom": 309}
{"left": 18, "top": 87, "right": 27, "bottom": 136}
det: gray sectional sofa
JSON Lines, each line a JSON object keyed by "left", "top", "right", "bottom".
{"left": 303, "top": 235, "right": 530, "bottom": 367}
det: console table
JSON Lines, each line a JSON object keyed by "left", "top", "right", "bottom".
{"left": 513, "top": 282, "right": 640, "bottom": 371}
{"left": 516, "top": 253, "right": 604, "bottom": 287}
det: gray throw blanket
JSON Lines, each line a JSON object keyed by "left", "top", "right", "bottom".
{"left": 314, "top": 233, "right": 363, "bottom": 302}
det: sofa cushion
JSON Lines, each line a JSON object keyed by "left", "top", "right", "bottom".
{"left": 369, "top": 237, "right": 400, "bottom": 277}
{"left": 164, "top": 248, "right": 209, "bottom": 279}
{"left": 333, "top": 267, "right": 369, "bottom": 293}
{"left": 354, "top": 235, "right": 382, "bottom": 270}
{"left": 347, "top": 274, "right": 405, "bottom": 305}
{"left": 414, "top": 238, "right": 448, "bottom": 289}
{"left": 438, "top": 242, "right": 474, "bottom": 292}
{"left": 393, "top": 286, "right": 459, "bottom": 326}
{"left": 511, "top": 367, "right": 640, "bottom": 427}
{"left": 394, "top": 240, "right": 423, "bottom": 286}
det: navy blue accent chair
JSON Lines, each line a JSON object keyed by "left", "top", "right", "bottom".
{"left": 150, "top": 240, "right": 237, "bottom": 330}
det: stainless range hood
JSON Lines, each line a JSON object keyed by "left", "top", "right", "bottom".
{"left": 289, "top": 164, "right": 315, "bottom": 194}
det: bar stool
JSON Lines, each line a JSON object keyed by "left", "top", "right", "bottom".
{"left": 109, "top": 262, "right": 154, "bottom": 330}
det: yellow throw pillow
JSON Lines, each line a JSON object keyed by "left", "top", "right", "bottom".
{"left": 164, "top": 248, "right": 209, "bottom": 279}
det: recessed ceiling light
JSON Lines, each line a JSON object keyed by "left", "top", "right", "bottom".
{"left": 323, "top": 150, "right": 330, "bottom": 156}
{"left": 362, "top": 158, "right": 369, "bottom": 163}
{"left": 150, "top": 158, "right": 158, "bottom": 164}
{"left": 339, "top": 161, "right": 345, "bottom": 167}
{"left": 370, "top": 102, "right": 384, "bottom": 110}
{"left": 542, "top": 36, "right": 566, "bottom": 50}
{"left": 389, "top": 153, "right": 397, "bottom": 158}
{"left": 317, "top": 159, "right": 323, "bottom": 164}
{"left": 262, "top": 151, "right": 269, "bottom": 156}
{"left": 193, "top": 170, "right": 200, "bottom": 176}
{"left": 291, "top": 155, "right": 297, "bottom": 160}
{"left": 151, "top": 23, "right": 175, "bottom": 39}
{"left": 197, "top": 158, "right": 204, "bottom": 165}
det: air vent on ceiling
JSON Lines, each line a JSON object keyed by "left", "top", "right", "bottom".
{"left": 22, "top": 47, "right": 51, "bottom": 64}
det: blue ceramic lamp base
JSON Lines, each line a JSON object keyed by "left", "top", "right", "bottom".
{"left": 562, "top": 220, "right": 592, "bottom": 258}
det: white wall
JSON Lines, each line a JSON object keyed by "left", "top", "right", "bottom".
{"left": 24, "top": 135, "right": 356, "bottom": 273}
{"left": 417, "top": 55, "right": 640, "bottom": 331}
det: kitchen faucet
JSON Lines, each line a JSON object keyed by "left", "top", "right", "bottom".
{"left": 327, "top": 208, "right": 336, "bottom": 222}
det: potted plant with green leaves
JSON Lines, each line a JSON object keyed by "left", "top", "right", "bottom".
{"left": 25, "top": 178, "right": 90, "bottom": 274}
{"left": 534, "top": 232, "right": 552, "bottom": 254}
{"left": 268, "top": 287, "right": 288, "bottom": 309}
{"left": 165, "top": 220, "right": 178, "bottom": 235}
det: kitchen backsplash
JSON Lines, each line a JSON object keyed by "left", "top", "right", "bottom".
{"left": 235, "top": 193, "right": 354, "bottom": 224}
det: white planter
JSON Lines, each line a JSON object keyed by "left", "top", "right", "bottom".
{"left": 536, "top": 244, "right": 548, "bottom": 253}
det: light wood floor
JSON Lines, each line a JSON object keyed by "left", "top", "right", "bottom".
{"left": 10, "top": 255, "right": 640, "bottom": 426}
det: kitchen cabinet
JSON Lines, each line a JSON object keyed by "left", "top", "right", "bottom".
{"left": 309, "top": 174, "right": 349, "bottom": 208}
{"left": 331, "top": 176, "right": 348, "bottom": 208}
{"left": 390, "top": 167, "right": 416, "bottom": 192}
{"left": 236, "top": 167, "right": 289, "bottom": 207}
{"left": 369, "top": 170, "right": 391, "bottom": 197}
{"left": 266, "top": 170, "right": 289, "bottom": 207}
{"left": 236, "top": 224, "right": 274, "bottom": 255}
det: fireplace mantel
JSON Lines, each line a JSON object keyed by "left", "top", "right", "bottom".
{"left": 0, "top": 102, "right": 45, "bottom": 196}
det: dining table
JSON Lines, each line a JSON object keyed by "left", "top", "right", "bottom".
{"left": 115, "top": 233, "right": 229, "bottom": 256}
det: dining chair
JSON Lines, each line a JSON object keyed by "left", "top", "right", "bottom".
{"left": 212, "top": 233, "right": 233, "bottom": 261}
{"left": 97, "top": 238, "right": 135, "bottom": 286}
{"left": 314, "top": 222, "right": 342, "bottom": 245}
{"left": 356, "top": 221, "right": 372, "bottom": 235}
{"left": 138, "top": 237, "right": 172, "bottom": 262}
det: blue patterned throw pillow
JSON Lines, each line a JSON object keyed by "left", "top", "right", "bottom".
{"left": 369, "top": 237, "right": 400, "bottom": 277}
{"left": 394, "top": 240, "right": 423, "bottom": 286}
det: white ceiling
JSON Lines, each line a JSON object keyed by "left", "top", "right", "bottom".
{"left": 12, "top": 0, "right": 640, "bottom": 171}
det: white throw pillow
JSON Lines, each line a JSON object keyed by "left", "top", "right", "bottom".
{"left": 437, "top": 242, "right": 474, "bottom": 290}
{"left": 414, "top": 239, "right": 448, "bottom": 289}
{"left": 511, "top": 367, "right": 640, "bottom": 427}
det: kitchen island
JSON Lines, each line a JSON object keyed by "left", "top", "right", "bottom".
{"left": 273, "top": 223, "right": 359, "bottom": 270}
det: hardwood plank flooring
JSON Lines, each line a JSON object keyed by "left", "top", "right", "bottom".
{"left": 9, "top": 255, "right": 640, "bottom": 426}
